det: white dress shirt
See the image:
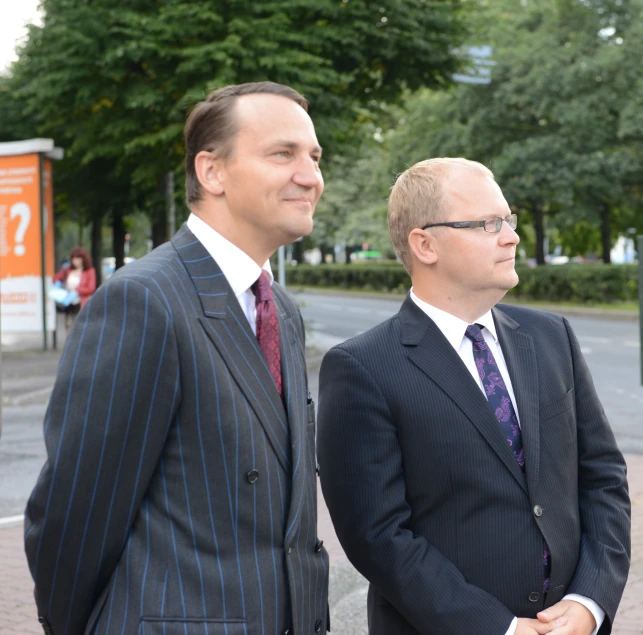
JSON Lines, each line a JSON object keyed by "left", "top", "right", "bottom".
{"left": 409, "top": 289, "right": 604, "bottom": 635}
{"left": 187, "top": 213, "right": 273, "bottom": 334}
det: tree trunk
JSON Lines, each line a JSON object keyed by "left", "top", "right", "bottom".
{"left": 91, "top": 214, "right": 103, "bottom": 288}
{"left": 151, "top": 175, "right": 168, "bottom": 248}
{"left": 113, "top": 209, "right": 126, "bottom": 270}
{"left": 166, "top": 170, "right": 176, "bottom": 238}
{"left": 600, "top": 204, "right": 612, "bottom": 264}
{"left": 345, "top": 245, "right": 355, "bottom": 264}
{"left": 291, "top": 240, "right": 303, "bottom": 265}
{"left": 533, "top": 205, "right": 546, "bottom": 266}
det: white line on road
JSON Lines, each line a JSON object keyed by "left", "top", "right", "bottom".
{"left": 624, "top": 341, "right": 640, "bottom": 348}
{"left": 7, "top": 386, "right": 53, "bottom": 406}
{"left": 319, "top": 303, "right": 342, "bottom": 311}
{"left": 0, "top": 514, "right": 24, "bottom": 527}
{"left": 578, "top": 336, "right": 611, "bottom": 344}
{"left": 580, "top": 347, "right": 593, "bottom": 355}
{"left": 347, "top": 307, "right": 369, "bottom": 314}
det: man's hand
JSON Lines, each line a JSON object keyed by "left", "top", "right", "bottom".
{"left": 516, "top": 617, "right": 568, "bottom": 634}
{"left": 537, "top": 600, "right": 596, "bottom": 635}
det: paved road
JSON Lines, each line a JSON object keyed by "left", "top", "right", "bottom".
{"left": 1, "top": 293, "right": 642, "bottom": 634}
{"left": 296, "top": 291, "right": 643, "bottom": 454}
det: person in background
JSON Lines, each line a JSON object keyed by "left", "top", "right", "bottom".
{"left": 53, "top": 246, "right": 96, "bottom": 329}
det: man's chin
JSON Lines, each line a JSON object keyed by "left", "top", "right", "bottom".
{"left": 282, "top": 219, "right": 314, "bottom": 243}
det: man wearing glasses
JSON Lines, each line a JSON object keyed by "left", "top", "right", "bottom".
{"left": 317, "top": 158, "right": 630, "bottom": 635}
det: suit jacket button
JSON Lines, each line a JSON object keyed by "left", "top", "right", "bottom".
{"left": 287, "top": 546, "right": 292, "bottom": 554}
{"left": 282, "top": 630, "right": 290, "bottom": 635}
{"left": 246, "top": 469, "right": 259, "bottom": 484}
{"left": 315, "top": 618, "right": 322, "bottom": 632}
{"left": 533, "top": 505, "right": 543, "bottom": 517}
{"left": 315, "top": 539, "right": 324, "bottom": 553}
{"left": 529, "top": 591, "right": 541, "bottom": 602}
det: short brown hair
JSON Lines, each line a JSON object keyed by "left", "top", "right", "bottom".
{"left": 184, "top": 82, "right": 309, "bottom": 205}
{"left": 69, "top": 246, "right": 93, "bottom": 270}
{"left": 388, "top": 158, "right": 494, "bottom": 272}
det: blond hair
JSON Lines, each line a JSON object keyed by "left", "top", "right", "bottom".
{"left": 388, "top": 158, "right": 494, "bottom": 272}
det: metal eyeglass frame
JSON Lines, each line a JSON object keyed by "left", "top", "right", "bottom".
{"left": 421, "top": 214, "right": 518, "bottom": 233}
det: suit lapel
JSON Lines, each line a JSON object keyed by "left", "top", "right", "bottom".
{"left": 493, "top": 306, "right": 540, "bottom": 493}
{"left": 272, "top": 284, "right": 309, "bottom": 542}
{"left": 172, "top": 225, "right": 291, "bottom": 473}
{"left": 399, "top": 295, "right": 527, "bottom": 492}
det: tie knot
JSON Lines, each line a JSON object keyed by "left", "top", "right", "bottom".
{"left": 251, "top": 270, "right": 273, "bottom": 303}
{"left": 465, "top": 323, "right": 484, "bottom": 343}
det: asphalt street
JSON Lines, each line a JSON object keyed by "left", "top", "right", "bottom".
{"left": 1, "top": 291, "right": 641, "bottom": 635}
{"left": 296, "top": 291, "right": 643, "bottom": 454}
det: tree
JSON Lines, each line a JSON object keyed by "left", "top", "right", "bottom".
{"left": 5, "top": 0, "right": 470, "bottom": 252}
{"left": 377, "top": 0, "right": 643, "bottom": 264}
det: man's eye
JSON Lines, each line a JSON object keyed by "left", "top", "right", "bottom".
{"left": 275, "top": 150, "right": 291, "bottom": 158}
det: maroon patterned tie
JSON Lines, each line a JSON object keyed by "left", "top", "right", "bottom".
{"left": 251, "top": 271, "right": 283, "bottom": 398}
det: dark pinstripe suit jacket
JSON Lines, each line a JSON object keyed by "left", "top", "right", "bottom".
{"left": 317, "top": 294, "right": 630, "bottom": 635}
{"left": 25, "top": 225, "right": 329, "bottom": 635}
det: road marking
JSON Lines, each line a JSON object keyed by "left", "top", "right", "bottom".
{"left": 319, "top": 303, "right": 342, "bottom": 311}
{"left": 347, "top": 307, "right": 369, "bottom": 314}
{"left": 6, "top": 386, "right": 53, "bottom": 406}
{"left": 0, "top": 514, "right": 24, "bottom": 527}
{"left": 578, "top": 336, "right": 611, "bottom": 344}
{"left": 624, "top": 341, "right": 640, "bottom": 348}
{"left": 580, "top": 347, "right": 592, "bottom": 355}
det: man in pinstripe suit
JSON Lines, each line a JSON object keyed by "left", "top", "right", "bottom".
{"left": 317, "top": 158, "right": 630, "bottom": 635}
{"left": 25, "top": 82, "right": 329, "bottom": 635}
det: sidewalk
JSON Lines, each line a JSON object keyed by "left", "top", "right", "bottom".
{"left": 1, "top": 455, "right": 642, "bottom": 634}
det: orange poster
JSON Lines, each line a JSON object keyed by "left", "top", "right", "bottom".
{"left": 0, "top": 152, "right": 48, "bottom": 332}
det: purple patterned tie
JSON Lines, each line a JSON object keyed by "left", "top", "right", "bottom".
{"left": 465, "top": 324, "right": 550, "bottom": 593}
{"left": 251, "top": 271, "right": 283, "bottom": 398}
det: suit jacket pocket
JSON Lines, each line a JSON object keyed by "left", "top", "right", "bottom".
{"left": 139, "top": 618, "right": 246, "bottom": 635}
{"left": 540, "top": 388, "right": 574, "bottom": 422}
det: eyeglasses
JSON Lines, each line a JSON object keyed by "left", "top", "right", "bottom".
{"left": 421, "top": 214, "right": 518, "bottom": 234}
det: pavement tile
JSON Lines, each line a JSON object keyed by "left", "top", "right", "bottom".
{"left": 2, "top": 456, "right": 642, "bottom": 634}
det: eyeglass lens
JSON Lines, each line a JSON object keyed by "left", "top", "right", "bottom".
{"left": 485, "top": 215, "right": 517, "bottom": 232}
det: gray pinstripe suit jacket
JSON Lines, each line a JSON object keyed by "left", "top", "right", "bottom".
{"left": 25, "top": 225, "right": 329, "bottom": 635}
{"left": 317, "top": 294, "right": 630, "bottom": 635}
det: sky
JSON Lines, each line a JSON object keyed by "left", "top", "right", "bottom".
{"left": 0, "top": 0, "right": 42, "bottom": 72}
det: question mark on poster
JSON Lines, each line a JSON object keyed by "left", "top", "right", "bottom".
{"left": 10, "top": 202, "right": 31, "bottom": 257}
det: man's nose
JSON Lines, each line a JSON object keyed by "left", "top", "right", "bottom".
{"left": 499, "top": 219, "right": 520, "bottom": 245}
{"left": 292, "top": 157, "right": 323, "bottom": 188}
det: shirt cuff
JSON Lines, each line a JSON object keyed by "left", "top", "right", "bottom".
{"left": 505, "top": 617, "right": 518, "bottom": 635}
{"left": 563, "top": 594, "right": 605, "bottom": 635}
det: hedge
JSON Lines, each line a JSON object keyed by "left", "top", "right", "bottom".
{"left": 286, "top": 263, "right": 639, "bottom": 304}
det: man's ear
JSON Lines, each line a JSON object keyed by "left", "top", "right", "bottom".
{"left": 194, "top": 151, "right": 225, "bottom": 196}
{"left": 408, "top": 228, "right": 439, "bottom": 266}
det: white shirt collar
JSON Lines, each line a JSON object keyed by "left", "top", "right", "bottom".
{"left": 186, "top": 213, "right": 273, "bottom": 294}
{"left": 409, "top": 288, "right": 498, "bottom": 349}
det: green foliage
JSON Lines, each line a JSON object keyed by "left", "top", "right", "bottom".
{"left": 1, "top": 0, "right": 469, "bottom": 250}
{"left": 316, "top": 0, "right": 643, "bottom": 263}
{"left": 286, "top": 262, "right": 639, "bottom": 304}
{"left": 510, "top": 264, "right": 639, "bottom": 304}
{"left": 287, "top": 263, "right": 410, "bottom": 292}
